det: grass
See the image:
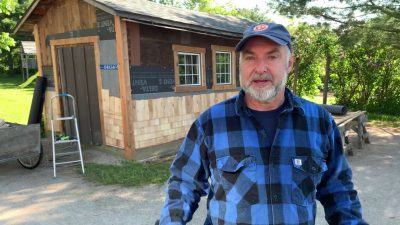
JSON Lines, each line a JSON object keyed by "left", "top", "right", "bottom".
{"left": 366, "top": 112, "right": 400, "bottom": 128}
{"left": 0, "top": 75, "right": 35, "bottom": 124}
{"left": 83, "top": 160, "right": 172, "bottom": 187}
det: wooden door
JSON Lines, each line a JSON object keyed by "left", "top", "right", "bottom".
{"left": 57, "top": 44, "right": 102, "bottom": 145}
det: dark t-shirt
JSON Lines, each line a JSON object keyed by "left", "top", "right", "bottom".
{"left": 249, "top": 103, "right": 285, "bottom": 147}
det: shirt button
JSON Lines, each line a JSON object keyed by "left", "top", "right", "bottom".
{"left": 273, "top": 194, "right": 278, "bottom": 201}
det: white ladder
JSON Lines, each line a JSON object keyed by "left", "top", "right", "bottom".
{"left": 50, "top": 93, "right": 85, "bottom": 178}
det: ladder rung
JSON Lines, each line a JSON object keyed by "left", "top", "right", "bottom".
{"left": 54, "top": 116, "right": 75, "bottom": 121}
{"left": 55, "top": 139, "right": 79, "bottom": 144}
{"left": 55, "top": 151, "right": 80, "bottom": 157}
{"left": 55, "top": 160, "right": 82, "bottom": 165}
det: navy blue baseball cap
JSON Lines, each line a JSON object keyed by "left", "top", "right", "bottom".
{"left": 235, "top": 22, "right": 292, "bottom": 52}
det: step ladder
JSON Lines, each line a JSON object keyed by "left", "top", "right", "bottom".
{"left": 50, "top": 93, "right": 85, "bottom": 178}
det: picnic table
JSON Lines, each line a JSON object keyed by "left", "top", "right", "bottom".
{"left": 333, "top": 111, "right": 370, "bottom": 155}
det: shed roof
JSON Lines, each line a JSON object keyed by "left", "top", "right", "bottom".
{"left": 21, "top": 41, "right": 37, "bottom": 55}
{"left": 14, "top": 0, "right": 254, "bottom": 38}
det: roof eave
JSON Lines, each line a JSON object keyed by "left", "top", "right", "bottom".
{"left": 13, "top": 0, "right": 42, "bottom": 35}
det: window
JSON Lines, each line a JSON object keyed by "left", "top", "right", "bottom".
{"left": 212, "top": 45, "right": 236, "bottom": 90}
{"left": 173, "top": 45, "right": 206, "bottom": 92}
{"left": 178, "top": 53, "right": 201, "bottom": 85}
{"left": 216, "top": 51, "right": 231, "bottom": 84}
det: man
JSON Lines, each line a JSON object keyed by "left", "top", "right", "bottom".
{"left": 159, "top": 22, "right": 367, "bottom": 225}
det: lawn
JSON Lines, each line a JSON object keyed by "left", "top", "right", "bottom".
{"left": 83, "top": 160, "right": 172, "bottom": 187}
{"left": 0, "top": 75, "right": 34, "bottom": 124}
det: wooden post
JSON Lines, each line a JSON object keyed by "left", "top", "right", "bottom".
{"left": 115, "top": 16, "right": 136, "bottom": 159}
{"left": 33, "top": 25, "right": 43, "bottom": 77}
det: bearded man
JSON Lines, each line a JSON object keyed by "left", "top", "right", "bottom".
{"left": 159, "top": 22, "right": 368, "bottom": 225}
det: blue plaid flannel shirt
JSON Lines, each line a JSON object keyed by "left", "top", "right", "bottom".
{"left": 160, "top": 89, "right": 367, "bottom": 225}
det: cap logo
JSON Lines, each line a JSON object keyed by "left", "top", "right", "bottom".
{"left": 253, "top": 24, "right": 268, "bottom": 32}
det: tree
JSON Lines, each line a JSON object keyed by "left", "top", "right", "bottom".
{"left": 268, "top": 0, "right": 400, "bottom": 49}
{"left": 0, "top": 0, "right": 17, "bottom": 54}
{"left": 330, "top": 19, "right": 400, "bottom": 114}
{"left": 148, "top": 0, "right": 269, "bottom": 22}
{"left": 0, "top": 0, "right": 33, "bottom": 74}
{"left": 287, "top": 24, "right": 337, "bottom": 97}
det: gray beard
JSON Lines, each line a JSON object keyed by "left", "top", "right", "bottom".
{"left": 240, "top": 73, "right": 287, "bottom": 103}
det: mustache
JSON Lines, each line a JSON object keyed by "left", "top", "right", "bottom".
{"left": 250, "top": 73, "right": 272, "bottom": 81}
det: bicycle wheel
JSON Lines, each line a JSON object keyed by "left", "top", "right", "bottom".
{"left": 17, "top": 144, "right": 43, "bottom": 169}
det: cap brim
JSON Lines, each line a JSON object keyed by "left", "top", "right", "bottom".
{"left": 235, "top": 34, "right": 288, "bottom": 52}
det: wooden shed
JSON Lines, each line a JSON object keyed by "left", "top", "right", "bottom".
{"left": 14, "top": 0, "right": 253, "bottom": 159}
{"left": 20, "top": 41, "right": 38, "bottom": 80}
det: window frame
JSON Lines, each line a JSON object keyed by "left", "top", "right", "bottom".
{"left": 172, "top": 45, "right": 206, "bottom": 92}
{"left": 211, "top": 45, "right": 236, "bottom": 91}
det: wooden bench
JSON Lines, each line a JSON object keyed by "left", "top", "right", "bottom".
{"left": 333, "top": 111, "right": 370, "bottom": 155}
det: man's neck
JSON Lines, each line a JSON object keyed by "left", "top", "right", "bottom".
{"left": 245, "top": 90, "right": 285, "bottom": 111}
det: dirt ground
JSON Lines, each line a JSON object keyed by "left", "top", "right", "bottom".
{"left": 0, "top": 126, "right": 399, "bottom": 225}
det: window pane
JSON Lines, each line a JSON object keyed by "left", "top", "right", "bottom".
{"left": 178, "top": 54, "right": 185, "bottom": 64}
{"left": 193, "top": 75, "right": 198, "bottom": 84}
{"left": 193, "top": 65, "right": 199, "bottom": 75}
{"left": 179, "top": 65, "right": 185, "bottom": 75}
{"left": 180, "top": 75, "right": 185, "bottom": 85}
{"left": 216, "top": 64, "right": 220, "bottom": 73}
{"left": 187, "top": 75, "right": 192, "bottom": 84}
{"left": 186, "top": 65, "right": 192, "bottom": 75}
{"left": 192, "top": 55, "right": 198, "bottom": 64}
{"left": 226, "top": 74, "right": 231, "bottom": 83}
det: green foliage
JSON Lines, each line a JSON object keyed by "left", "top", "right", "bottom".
{"left": 0, "top": 0, "right": 17, "bottom": 14}
{"left": 149, "top": 0, "right": 269, "bottom": 22}
{"left": 269, "top": 0, "right": 400, "bottom": 49}
{"left": 0, "top": 32, "right": 15, "bottom": 53}
{"left": 83, "top": 160, "right": 172, "bottom": 187}
{"left": 288, "top": 24, "right": 330, "bottom": 96}
{"left": 330, "top": 19, "right": 400, "bottom": 115}
{"left": 0, "top": 0, "right": 33, "bottom": 74}
{"left": 0, "top": 0, "right": 17, "bottom": 54}
{"left": 270, "top": 0, "right": 400, "bottom": 115}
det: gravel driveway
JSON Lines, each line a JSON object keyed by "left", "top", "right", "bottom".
{"left": 1, "top": 126, "right": 399, "bottom": 225}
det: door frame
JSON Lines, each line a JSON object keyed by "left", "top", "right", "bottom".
{"left": 50, "top": 36, "right": 105, "bottom": 144}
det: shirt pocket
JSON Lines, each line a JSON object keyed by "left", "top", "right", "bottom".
{"left": 214, "top": 155, "right": 258, "bottom": 206}
{"left": 291, "top": 156, "right": 328, "bottom": 206}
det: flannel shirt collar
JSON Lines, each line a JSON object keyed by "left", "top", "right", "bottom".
{"left": 235, "top": 88, "right": 305, "bottom": 117}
